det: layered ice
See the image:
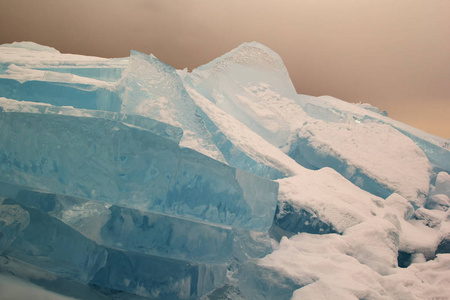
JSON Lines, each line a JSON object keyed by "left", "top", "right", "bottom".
{"left": 8, "top": 187, "right": 271, "bottom": 264}
{"left": 1, "top": 41, "right": 450, "bottom": 299}
{"left": 0, "top": 103, "right": 278, "bottom": 232}
{"left": 0, "top": 198, "right": 228, "bottom": 299}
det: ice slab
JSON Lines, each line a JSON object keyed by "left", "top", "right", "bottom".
{"left": 0, "top": 199, "right": 227, "bottom": 299}
{"left": 0, "top": 97, "right": 183, "bottom": 143}
{"left": 299, "top": 95, "right": 450, "bottom": 173}
{"left": 187, "top": 42, "right": 302, "bottom": 148}
{"left": 183, "top": 85, "right": 299, "bottom": 179}
{"left": 0, "top": 107, "right": 278, "bottom": 232}
{"left": 293, "top": 120, "right": 432, "bottom": 206}
{"left": 0, "top": 65, "right": 122, "bottom": 112}
{"left": 2, "top": 199, "right": 108, "bottom": 282}
{"left": 0, "top": 42, "right": 128, "bottom": 70}
{"left": 121, "top": 50, "right": 225, "bottom": 162}
{"left": 0, "top": 203, "right": 30, "bottom": 254}
{"left": 9, "top": 187, "right": 272, "bottom": 264}
{"left": 34, "top": 66, "right": 125, "bottom": 82}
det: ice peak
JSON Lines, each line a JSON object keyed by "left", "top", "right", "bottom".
{"left": 196, "top": 42, "right": 288, "bottom": 73}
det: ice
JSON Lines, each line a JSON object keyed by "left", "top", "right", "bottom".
{"left": 9, "top": 187, "right": 272, "bottom": 264}
{"left": 0, "top": 203, "right": 30, "bottom": 254}
{"left": 187, "top": 43, "right": 435, "bottom": 205}
{"left": 121, "top": 50, "right": 225, "bottom": 162}
{"left": 294, "top": 119, "right": 432, "bottom": 206}
{"left": 1, "top": 198, "right": 228, "bottom": 299}
{"left": 0, "top": 103, "right": 278, "bottom": 232}
{"left": 0, "top": 66, "right": 122, "bottom": 112}
{"left": 187, "top": 42, "right": 301, "bottom": 148}
{"left": 299, "top": 95, "right": 450, "bottom": 173}
{"left": 1, "top": 41, "right": 450, "bottom": 299}
{"left": 0, "top": 97, "right": 183, "bottom": 143}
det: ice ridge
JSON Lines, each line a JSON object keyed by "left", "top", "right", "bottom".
{"left": 1, "top": 41, "right": 449, "bottom": 299}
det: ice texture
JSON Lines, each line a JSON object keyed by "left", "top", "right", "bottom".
{"left": 1, "top": 199, "right": 227, "bottom": 299}
{"left": 299, "top": 95, "right": 450, "bottom": 174}
{"left": 294, "top": 120, "right": 432, "bottom": 206}
{"left": 1, "top": 41, "right": 450, "bottom": 299}
{"left": 8, "top": 187, "right": 271, "bottom": 264}
{"left": 187, "top": 42, "right": 300, "bottom": 148}
{"left": 0, "top": 104, "right": 278, "bottom": 232}
{"left": 121, "top": 50, "right": 225, "bottom": 162}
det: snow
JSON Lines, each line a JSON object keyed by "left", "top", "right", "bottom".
{"left": 296, "top": 119, "right": 432, "bottom": 205}
{"left": 0, "top": 41, "right": 449, "bottom": 299}
{"left": 276, "top": 168, "right": 384, "bottom": 233}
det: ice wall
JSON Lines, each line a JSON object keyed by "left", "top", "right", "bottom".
{"left": 1, "top": 198, "right": 228, "bottom": 299}
{"left": 0, "top": 106, "right": 278, "bottom": 232}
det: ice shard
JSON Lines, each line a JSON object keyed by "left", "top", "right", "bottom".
{"left": 121, "top": 50, "right": 225, "bottom": 162}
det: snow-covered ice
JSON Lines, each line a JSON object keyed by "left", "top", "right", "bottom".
{"left": 0, "top": 41, "right": 449, "bottom": 299}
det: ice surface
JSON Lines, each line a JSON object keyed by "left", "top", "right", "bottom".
{"left": 1, "top": 41, "right": 450, "bottom": 299}
{"left": 1, "top": 198, "right": 228, "bottom": 299}
{"left": 0, "top": 105, "right": 278, "bottom": 232}
{"left": 294, "top": 120, "right": 432, "bottom": 206}
{"left": 299, "top": 95, "right": 450, "bottom": 173}
{"left": 187, "top": 42, "right": 301, "bottom": 148}
{"left": 9, "top": 187, "right": 272, "bottom": 264}
{"left": 121, "top": 50, "right": 225, "bottom": 162}
{"left": 0, "top": 97, "right": 183, "bottom": 143}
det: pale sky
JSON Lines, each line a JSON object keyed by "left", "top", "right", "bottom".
{"left": 0, "top": 0, "right": 449, "bottom": 138}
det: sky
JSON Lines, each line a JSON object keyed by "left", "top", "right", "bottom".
{"left": 0, "top": 0, "right": 449, "bottom": 138}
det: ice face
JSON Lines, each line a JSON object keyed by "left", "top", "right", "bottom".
{"left": 121, "top": 50, "right": 292, "bottom": 179}
{"left": 1, "top": 198, "right": 228, "bottom": 299}
{"left": 186, "top": 42, "right": 301, "bottom": 148}
{"left": 121, "top": 50, "right": 225, "bottom": 162}
{"left": 0, "top": 104, "right": 278, "bottom": 232}
{"left": 9, "top": 187, "right": 272, "bottom": 264}
{"left": 0, "top": 203, "right": 30, "bottom": 254}
{"left": 0, "top": 65, "right": 122, "bottom": 112}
